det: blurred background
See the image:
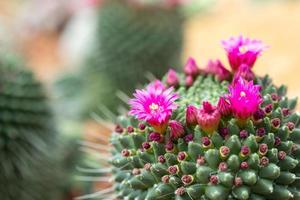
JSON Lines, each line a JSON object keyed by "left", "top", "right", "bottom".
{"left": 0, "top": 0, "right": 299, "bottom": 199}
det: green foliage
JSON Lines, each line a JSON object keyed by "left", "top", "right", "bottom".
{"left": 110, "top": 74, "right": 300, "bottom": 200}
{"left": 0, "top": 54, "right": 62, "bottom": 200}
{"left": 80, "top": 0, "right": 184, "bottom": 117}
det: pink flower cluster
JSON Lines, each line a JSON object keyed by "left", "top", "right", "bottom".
{"left": 129, "top": 35, "right": 266, "bottom": 139}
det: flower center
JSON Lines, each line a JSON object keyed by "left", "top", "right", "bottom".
{"left": 239, "top": 45, "right": 248, "bottom": 53}
{"left": 240, "top": 91, "right": 246, "bottom": 97}
{"left": 149, "top": 103, "right": 159, "bottom": 111}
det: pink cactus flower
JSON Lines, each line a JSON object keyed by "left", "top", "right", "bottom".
{"left": 227, "top": 77, "right": 262, "bottom": 121}
{"left": 169, "top": 120, "right": 184, "bottom": 139}
{"left": 186, "top": 105, "right": 198, "bottom": 126}
{"left": 184, "top": 57, "right": 199, "bottom": 77}
{"left": 166, "top": 69, "right": 179, "bottom": 87}
{"left": 217, "top": 96, "right": 232, "bottom": 116}
{"left": 221, "top": 36, "right": 267, "bottom": 71}
{"left": 129, "top": 85, "right": 178, "bottom": 133}
{"left": 197, "top": 101, "right": 221, "bottom": 134}
{"left": 204, "top": 59, "right": 231, "bottom": 81}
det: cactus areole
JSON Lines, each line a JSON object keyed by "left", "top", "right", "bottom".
{"left": 109, "top": 36, "right": 300, "bottom": 200}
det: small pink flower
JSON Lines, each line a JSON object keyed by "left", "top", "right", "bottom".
{"left": 217, "top": 96, "right": 232, "bottom": 116}
{"left": 197, "top": 101, "right": 221, "bottom": 134}
{"left": 166, "top": 69, "right": 179, "bottom": 87}
{"left": 186, "top": 105, "right": 198, "bottom": 126}
{"left": 221, "top": 36, "right": 267, "bottom": 71}
{"left": 169, "top": 120, "right": 184, "bottom": 139}
{"left": 232, "top": 64, "right": 255, "bottom": 84}
{"left": 184, "top": 57, "right": 199, "bottom": 77}
{"left": 228, "top": 77, "right": 262, "bottom": 120}
{"left": 129, "top": 84, "right": 178, "bottom": 133}
{"left": 204, "top": 59, "right": 231, "bottom": 81}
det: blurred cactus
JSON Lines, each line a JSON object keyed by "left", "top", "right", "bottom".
{"left": 0, "top": 53, "right": 62, "bottom": 200}
{"left": 80, "top": 0, "right": 184, "bottom": 117}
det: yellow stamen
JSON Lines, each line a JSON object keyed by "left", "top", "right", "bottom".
{"left": 149, "top": 103, "right": 159, "bottom": 111}
{"left": 239, "top": 45, "right": 248, "bottom": 53}
{"left": 240, "top": 91, "right": 246, "bottom": 97}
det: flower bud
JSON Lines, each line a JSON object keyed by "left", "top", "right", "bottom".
{"left": 169, "top": 120, "right": 184, "bottom": 139}
{"left": 217, "top": 96, "right": 232, "bottom": 116}
{"left": 166, "top": 69, "right": 179, "bottom": 87}
{"left": 197, "top": 101, "right": 221, "bottom": 134}
{"left": 184, "top": 57, "right": 199, "bottom": 76}
{"left": 186, "top": 105, "right": 198, "bottom": 126}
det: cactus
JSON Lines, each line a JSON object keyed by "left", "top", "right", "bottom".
{"left": 80, "top": 0, "right": 184, "bottom": 117}
{"left": 79, "top": 36, "right": 300, "bottom": 200}
{"left": 0, "top": 54, "right": 62, "bottom": 200}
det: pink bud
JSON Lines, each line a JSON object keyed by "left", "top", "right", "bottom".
{"left": 197, "top": 156, "right": 205, "bottom": 165}
{"left": 121, "top": 149, "right": 130, "bottom": 157}
{"left": 142, "top": 142, "right": 151, "bottom": 150}
{"left": 239, "top": 130, "right": 248, "bottom": 139}
{"left": 240, "top": 161, "right": 249, "bottom": 170}
{"left": 127, "top": 126, "right": 134, "bottom": 133}
{"left": 219, "top": 146, "right": 230, "bottom": 158}
{"left": 138, "top": 123, "right": 146, "bottom": 130}
{"left": 201, "top": 137, "right": 212, "bottom": 147}
{"left": 149, "top": 132, "right": 163, "bottom": 142}
{"left": 204, "top": 59, "right": 231, "bottom": 81}
{"left": 185, "top": 75, "right": 193, "bottom": 87}
{"left": 271, "top": 118, "right": 281, "bottom": 129}
{"left": 166, "top": 69, "right": 179, "bottom": 87}
{"left": 165, "top": 141, "right": 175, "bottom": 152}
{"left": 158, "top": 155, "right": 166, "bottom": 163}
{"left": 240, "top": 146, "right": 250, "bottom": 157}
{"left": 232, "top": 64, "right": 255, "bottom": 84}
{"left": 186, "top": 105, "right": 198, "bottom": 126}
{"left": 264, "top": 104, "right": 273, "bottom": 115}
{"left": 175, "top": 187, "right": 185, "bottom": 196}
{"left": 274, "top": 137, "right": 281, "bottom": 146}
{"left": 161, "top": 175, "right": 170, "bottom": 183}
{"left": 115, "top": 124, "right": 124, "bottom": 133}
{"left": 210, "top": 175, "right": 219, "bottom": 184}
{"left": 259, "top": 143, "right": 268, "bottom": 156}
{"left": 168, "top": 165, "right": 179, "bottom": 174}
{"left": 184, "top": 57, "right": 199, "bottom": 76}
{"left": 218, "top": 162, "right": 228, "bottom": 171}
{"left": 197, "top": 101, "right": 221, "bottom": 134}
{"left": 282, "top": 108, "right": 290, "bottom": 117}
{"left": 217, "top": 96, "right": 232, "bottom": 116}
{"left": 144, "top": 163, "right": 152, "bottom": 171}
{"left": 181, "top": 175, "right": 194, "bottom": 185}
{"left": 177, "top": 151, "right": 187, "bottom": 161}
{"left": 260, "top": 156, "right": 269, "bottom": 167}
{"left": 287, "top": 122, "right": 295, "bottom": 132}
{"left": 169, "top": 120, "right": 184, "bottom": 139}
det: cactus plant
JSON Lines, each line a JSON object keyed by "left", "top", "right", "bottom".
{"left": 80, "top": 36, "right": 300, "bottom": 200}
{"left": 0, "top": 53, "right": 62, "bottom": 200}
{"left": 80, "top": 0, "right": 184, "bottom": 117}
